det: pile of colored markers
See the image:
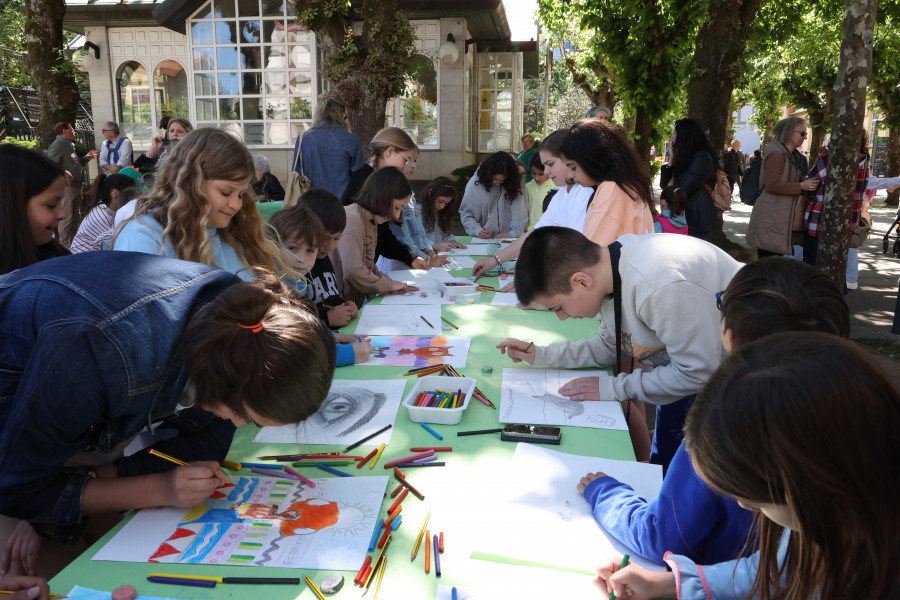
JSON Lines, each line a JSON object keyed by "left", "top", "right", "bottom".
{"left": 474, "top": 284, "right": 500, "bottom": 292}
{"left": 413, "top": 388, "right": 464, "bottom": 409}
{"left": 404, "top": 364, "right": 496, "bottom": 409}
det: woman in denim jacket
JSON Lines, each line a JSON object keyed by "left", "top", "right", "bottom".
{"left": 0, "top": 252, "right": 335, "bottom": 575}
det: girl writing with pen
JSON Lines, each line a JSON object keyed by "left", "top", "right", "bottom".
{"left": 0, "top": 252, "right": 336, "bottom": 578}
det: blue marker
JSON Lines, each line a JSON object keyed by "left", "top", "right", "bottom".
{"left": 317, "top": 464, "right": 353, "bottom": 477}
{"left": 241, "top": 462, "right": 283, "bottom": 470}
{"left": 420, "top": 422, "right": 443, "bottom": 440}
{"left": 368, "top": 518, "right": 385, "bottom": 551}
{"left": 452, "top": 587, "right": 458, "bottom": 600}
{"left": 390, "top": 514, "right": 402, "bottom": 530}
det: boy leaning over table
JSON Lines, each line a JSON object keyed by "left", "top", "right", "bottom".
{"left": 495, "top": 228, "right": 741, "bottom": 472}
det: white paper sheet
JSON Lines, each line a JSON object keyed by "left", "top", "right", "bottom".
{"left": 355, "top": 304, "right": 442, "bottom": 336}
{"left": 386, "top": 268, "right": 455, "bottom": 284}
{"left": 382, "top": 269, "right": 469, "bottom": 304}
{"left": 93, "top": 476, "right": 388, "bottom": 571}
{"left": 434, "top": 561, "right": 597, "bottom": 599}
{"left": 379, "top": 289, "right": 453, "bottom": 305}
{"left": 367, "top": 335, "right": 471, "bottom": 368}
{"left": 489, "top": 292, "right": 519, "bottom": 307}
{"left": 444, "top": 246, "right": 493, "bottom": 256}
{"left": 254, "top": 379, "right": 406, "bottom": 444}
{"left": 472, "top": 444, "right": 665, "bottom": 572}
{"left": 499, "top": 368, "right": 627, "bottom": 431}
{"left": 445, "top": 256, "right": 476, "bottom": 270}
{"left": 465, "top": 237, "right": 516, "bottom": 244}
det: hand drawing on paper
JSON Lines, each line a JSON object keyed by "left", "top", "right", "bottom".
{"left": 499, "top": 368, "right": 627, "bottom": 431}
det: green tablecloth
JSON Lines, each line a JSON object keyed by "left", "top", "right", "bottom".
{"left": 49, "top": 241, "right": 629, "bottom": 599}
{"left": 255, "top": 201, "right": 284, "bottom": 222}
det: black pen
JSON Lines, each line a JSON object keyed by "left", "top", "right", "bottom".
{"left": 343, "top": 424, "right": 393, "bottom": 452}
{"left": 456, "top": 428, "right": 504, "bottom": 436}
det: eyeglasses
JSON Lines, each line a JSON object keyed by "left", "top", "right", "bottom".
{"left": 715, "top": 290, "right": 726, "bottom": 311}
{"left": 795, "top": 130, "right": 808, "bottom": 137}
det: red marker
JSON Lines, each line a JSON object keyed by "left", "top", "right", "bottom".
{"left": 439, "top": 531, "right": 444, "bottom": 552}
{"left": 357, "top": 447, "right": 379, "bottom": 469}
{"left": 388, "top": 488, "right": 409, "bottom": 514}
{"left": 389, "top": 482, "right": 404, "bottom": 498}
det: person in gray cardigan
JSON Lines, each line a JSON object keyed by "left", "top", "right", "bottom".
{"left": 46, "top": 122, "right": 97, "bottom": 245}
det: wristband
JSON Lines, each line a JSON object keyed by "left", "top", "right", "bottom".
{"left": 493, "top": 254, "right": 502, "bottom": 267}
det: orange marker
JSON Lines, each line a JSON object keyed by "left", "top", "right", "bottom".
{"left": 425, "top": 528, "right": 431, "bottom": 573}
{"left": 383, "top": 504, "right": 402, "bottom": 529}
{"left": 439, "top": 531, "right": 444, "bottom": 552}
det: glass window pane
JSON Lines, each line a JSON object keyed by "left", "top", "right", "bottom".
{"left": 192, "top": 48, "right": 215, "bottom": 70}
{"left": 288, "top": 44, "right": 310, "bottom": 68}
{"left": 290, "top": 122, "right": 309, "bottom": 139}
{"left": 264, "top": 45, "right": 287, "bottom": 69}
{"left": 286, "top": 23, "right": 308, "bottom": 43}
{"left": 264, "top": 98, "right": 287, "bottom": 119}
{"left": 264, "top": 71, "right": 285, "bottom": 94}
{"left": 240, "top": 47, "right": 261, "bottom": 69}
{"left": 215, "top": 21, "right": 237, "bottom": 45}
{"left": 479, "top": 110, "right": 492, "bottom": 130}
{"left": 260, "top": 0, "right": 284, "bottom": 16}
{"left": 267, "top": 122, "right": 291, "bottom": 145}
{"left": 219, "top": 98, "right": 240, "bottom": 120}
{"left": 290, "top": 97, "right": 311, "bottom": 119}
{"left": 497, "top": 91, "right": 512, "bottom": 110}
{"left": 264, "top": 20, "right": 282, "bottom": 43}
{"left": 153, "top": 60, "right": 189, "bottom": 122}
{"left": 191, "top": 21, "right": 214, "bottom": 45}
{"left": 194, "top": 72, "right": 217, "bottom": 95}
{"left": 218, "top": 72, "right": 239, "bottom": 95}
{"left": 237, "top": 0, "right": 258, "bottom": 17}
{"left": 244, "top": 123, "right": 265, "bottom": 144}
{"left": 217, "top": 47, "right": 239, "bottom": 70}
{"left": 117, "top": 61, "right": 153, "bottom": 147}
{"left": 479, "top": 131, "right": 494, "bottom": 152}
{"left": 240, "top": 20, "right": 260, "bottom": 43}
{"left": 494, "top": 132, "right": 510, "bottom": 149}
{"left": 242, "top": 71, "right": 262, "bottom": 94}
{"left": 496, "top": 110, "right": 512, "bottom": 130}
{"left": 196, "top": 98, "right": 217, "bottom": 121}
{"left": 288, "top": 71, "right": 311, "bottom": 95}
{"left": 242, "top": 97, "right": 262, "bottom": 120}
{"left": 194, "top": 2, "right": 213, "bottom": 19}
{"left": 214, "top": 0, "right": 235, "bottom": 18}
{"left": 497, "top": 71, "right": 512, "bottom": 89}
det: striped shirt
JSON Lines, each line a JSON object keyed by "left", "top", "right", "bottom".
{"left": 70, "top": 204, "right": 115, "bottom": 253}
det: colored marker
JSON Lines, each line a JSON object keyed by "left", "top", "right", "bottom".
{"left": 452, "top": 587, "right": 458, "bottom": 600}
{"left": 433, "top": 534, "right": 441, "bottom": 577}
{"left": 148, "top": 573, "right": 299, "bottom": 584}
{"left": 439, "top": 531, "right": 444, "bottom": 552}
{"left": 148, "top": 449, "right": 187, "bottom": 466}
{"left": 355, "top": 555, "right": 373, "bottom": 585}
{"left": 391, "top": 514, "right": 402, "bottom": 530}
{"left": 396, "top": 462, "right": 445, "bottom": 468}
{"left": 221, "top": 459, "right": 242, "bottom": 470}
{"left": 241, "top": 462, "right": 284, "bottom": 470}
{"left": 608, "top": 554, "right": 630, "bottom": 600}
{"left": 147, "top": 576, "right": 215, "bottom": 588}
{"left": 410, "top": 447, "right": 453, "bottom": 452}
{"left": 425, "top": 528, "right": 431, "bottom": 573}
{"left": 317, "top": 464, "right": 354, "bottom": 477}
{"left": 396, "top": 473, "right": 425, "bottom": 500}
{"left": 411, "top": 510, "right": 431, "bottom": 560}
{"left": 369, "top": 518, "right": 385, "bottom": 551}
{"left": 370, "top": 443, "right": 386, "bottom": 469}
{"left": 420, "top": 422, "right": 443, "bottom": 440}
{"left": 252, "top": 466, "right": 298, "bottom": 480}
{"left": 420, "top": 315, "right": 435, "bottom": 328}
{"left": 283, "top": 465, "right": 316, "bottom": 488}
{"left": 344, "top": 424, "right": 393, "bottom": 452}
{"left": 358, "top": 447, "right": 379, "bottom": 469}
{"left": 388, "top": 488, "right": 409, "bottom": 514}
{"left": 457, "top": 428, "right": 503, "bottom": 436}
{"left": 293, "top": 460, "right": 351, "bottom": 467}
{"left": 384, "top": 450, "right": 435, "bottom": 469}
{"left": 390, "top": 482, "right": 404, "bottom": 498}
{"left": 412, "top": 455, "right": 438, "bottom": 464}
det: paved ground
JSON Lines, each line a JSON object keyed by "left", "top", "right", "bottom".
{"left": 722, "top": 195, "right": 900, "bottom": 386}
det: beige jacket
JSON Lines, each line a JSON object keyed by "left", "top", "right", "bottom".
{"left": 331, "top": 204, "right": 394, "bottom": 306}
{"left": 746, "top": 141, "right": 805, "bottom": 254}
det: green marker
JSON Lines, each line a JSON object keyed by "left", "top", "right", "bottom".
{"left": 608, "top": 554, "right": 630, "bottom": 600}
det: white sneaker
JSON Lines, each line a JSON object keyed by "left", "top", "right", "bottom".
{"left": 847, "top": 281, "right": 858, "bottom": 290}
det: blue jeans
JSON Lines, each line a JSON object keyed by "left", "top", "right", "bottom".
{"left": 650, "top": 395, "right": 697, "bottom": 475}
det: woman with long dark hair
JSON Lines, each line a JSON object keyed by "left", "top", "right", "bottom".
{"left": 660, "top": 118, "right": 718, "bottom": 240}
{"left": 459, "top": 151, "right": 528, "bottom": 239}
{"left": 559, "top": 119, "right": 653, "bottom": 245}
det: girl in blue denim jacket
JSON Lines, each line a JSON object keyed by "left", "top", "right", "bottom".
{"left": 0, "top": 253, "right": 336, "bottom": 575}
{"left": 594, "top": 333, "right": 900, "bottom": 599}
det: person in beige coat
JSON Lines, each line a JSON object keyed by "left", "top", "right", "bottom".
{"left": 746, "top": 117, "right": 819, "bottom": 257}
{"left": 332, "top": 167, "right": 411, "bottom": 306}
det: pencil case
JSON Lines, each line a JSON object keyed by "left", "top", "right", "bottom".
{"left": 404, "top": 375, "right": 475, "bottom": 425}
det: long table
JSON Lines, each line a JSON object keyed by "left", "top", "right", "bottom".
{"left": 49, "top": 241, "right": 631, "bottom": 599}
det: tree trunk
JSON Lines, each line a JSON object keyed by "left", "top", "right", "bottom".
{"left": 763, "top": 115, "right": 774, "bottom": 147}
{"left": 345, "top": 96, "right": 386, "bottom": 163}
{"left": 816, "top": 0, "right": 878, "bottom": 285}
{"left": 686, "top": 0, "right": 762, "bottom": 153}
{"left": 622, "top": 113, "right": 636, "bottom": 143}
{"left": 25, "top": 0, "right": 79, "bottom": 151}
{"left": 886, "top": 127, "right": 900, "bottom": 207}
{"left": 633, "top": 106, "right": 654, "bottom": 175}
{"left": 807, "top": 109, "right": 831, "bottom": 168}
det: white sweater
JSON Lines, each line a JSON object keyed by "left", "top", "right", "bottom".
{"left": 459, "top": 176, "right": 528, "bottom": 237}
{"left": 534, "top": 234, "right": 743, "bottom": 405}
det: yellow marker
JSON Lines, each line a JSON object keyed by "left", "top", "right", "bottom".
{"left": 148, "top": 449, "right": 188, "bottom": 466}
{"left": 221, "top": 459, "right": 242, "bottom": 470}
{"left": 370, "top": 442, "right": 386, "bottom": 470}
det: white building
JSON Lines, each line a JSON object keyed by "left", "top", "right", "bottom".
{"left": 64, "top": 0, "right": 538, "bottom": 182}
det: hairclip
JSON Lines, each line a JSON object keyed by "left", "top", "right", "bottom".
{"left": 238, "top": 320, "right": 264, "bottom": 333}
{"left": 673, "top": 187, "right": 681, "bottom": 194}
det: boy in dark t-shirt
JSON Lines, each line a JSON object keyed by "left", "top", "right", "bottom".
{"left": 298, "top": 189, "right": 358, "bottom": 327}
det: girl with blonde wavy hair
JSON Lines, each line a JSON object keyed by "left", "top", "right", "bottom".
{"left": 113, "top": 127, "right": 286, "bottom": 280}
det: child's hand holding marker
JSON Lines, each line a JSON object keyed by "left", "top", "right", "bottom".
{"left": 496, "top": 338, "right": 536, "bottom": 365}
{"left": 164, "top": 462, "right": 226, "bottom": 508}
{"left": 594, "top": 554, "right": 675, "bottom": 600}
{"left": 352, "top": 339, "right": 373, "bottom": 363}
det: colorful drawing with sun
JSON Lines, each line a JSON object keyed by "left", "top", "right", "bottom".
{"left": 139, "top": 476, "right": 385, "bottom": 570}
{"left": 368, "top": 335, "right": 472, "bottom": 368}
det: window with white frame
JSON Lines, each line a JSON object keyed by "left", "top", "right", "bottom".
{"left": 478, "top": 53, "right": 515, "bottom": 152}
{"left": 188, "top": 0, "right": 314, "bottom": 146}
{"left": 117, "top": 61, "right": 153, "bottom": 147}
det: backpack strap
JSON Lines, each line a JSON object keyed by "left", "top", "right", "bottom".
{"left": 608, "top": 241, "right": 632, "bottom": 424}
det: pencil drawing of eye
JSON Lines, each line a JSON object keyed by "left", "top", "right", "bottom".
{"left": 306, "top": 388, "right": 387, "bottom": 439}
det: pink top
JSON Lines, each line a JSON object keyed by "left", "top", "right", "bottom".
{"left": 582, "top": 181, "right": 653, "bottom": 245}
